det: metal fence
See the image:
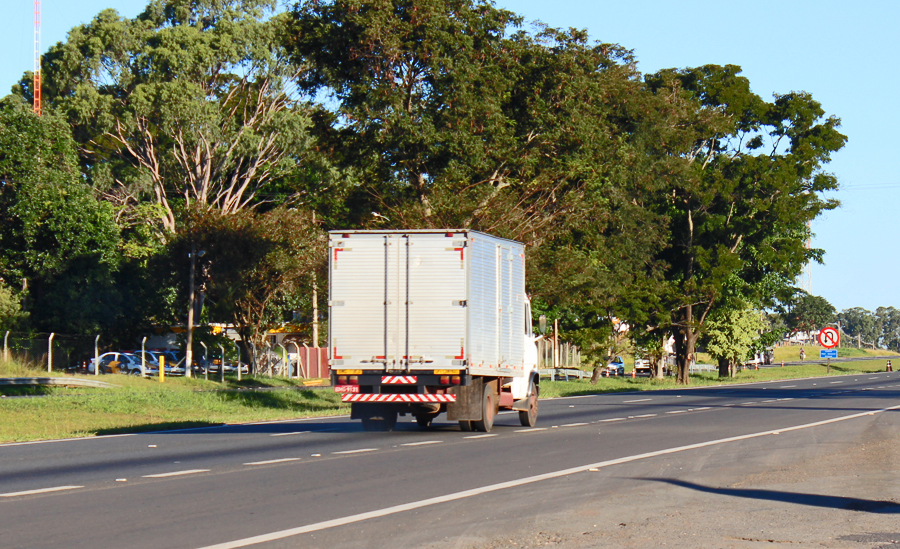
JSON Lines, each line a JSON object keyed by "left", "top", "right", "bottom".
{"left": 1, "top": 331, "right": 97, "bottom": 372}
{"left": 536, "top": 337, "right": 581, "bottom": 369}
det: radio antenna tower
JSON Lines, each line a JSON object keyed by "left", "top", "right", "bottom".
{"left": 801, "top": 221, "right": 812, "bottom": 293}
{"left": 33, "top": 0, "right": 42, "bottom": 115}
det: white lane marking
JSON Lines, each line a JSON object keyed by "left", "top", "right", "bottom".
{"left": 333, "top": 448, "right": 378, "bottom": 455}
{"left": 780, "top": 385, "right": 796, "bottom": 388}
{"left": 600, "top": 418, "right": 626, "bottom": 422}
{"left": 514, "top": 428, "right": 547, "bottom": 433}
{"left": 869, "top": 377, "right": 880, "bottom": 380}
{"left": 762, "top": 400, "right": 777, "bottom": 403}
{"left": 693, "top": 407, "right": 711, "bottom": 411}
{"left": 143, "top": 469, "right": 210, "bottom": 478}
{"left": 193, "top": 402, "right": 900, "bottom": 549}
{"left": 778, "top": 398, "right": 794, "bottom": 401}
{"left": 401, "top": 441, "right": 442, "bottom": 447}
{"left": 741, "top": 402, "right": 757, "bottom": 405}
{"left": 623, "top": 398, "right": 652, "bottom": 403}
{"left": 561, "top": 423, "right": 589, "bottom": 427}
{"left": 243, "top": 458, "right": 301, "bottom": 466}
{"left": 830, "top": 381, "right": 844, "bottom": 384}
{"left": 633, "top": 414, "right": 657, "bottom": 418}
{"left": 666, "top": 410, "right": 687, "bottom": 414}
{"left": 723, "top": 404, "right": 736, "bottom": 407}
{"left": 270, "top": 431, "right": 310, "bottom": 437}
{"left": 0, "top": 485, "right": 83, "bottom": 497}
{"left": 463, "top": 434, "right": 497, "bottom": 439}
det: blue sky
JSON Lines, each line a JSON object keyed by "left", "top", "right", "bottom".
{"left": 2, "top": 1, "right": 897, "bottom": 312}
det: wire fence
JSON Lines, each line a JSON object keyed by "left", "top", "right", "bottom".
{"left": 1, "top": 331, "right": 98, "bottom": 372}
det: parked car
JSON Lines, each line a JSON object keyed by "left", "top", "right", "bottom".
{"left": 148, "top": 350, "right": 186, "bottom": 376}
{"left": 88, "top": 352, "right": 146, "bottom": 375}
{"left": 196, "top": 358, "right": 249, "bottom": 375}
{"left": 605, "top": 356, "right": 625, "bottom": 377}
{"left": 635, "top": 358, "right": 670, "bottom": 377}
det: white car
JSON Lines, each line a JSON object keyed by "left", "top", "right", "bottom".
{"left": 88, "top": 352, "right": 147, "bottom": 375}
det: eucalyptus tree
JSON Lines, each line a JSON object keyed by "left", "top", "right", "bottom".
{"left": 27, "top": 0, "right": 315, "bottom": 232}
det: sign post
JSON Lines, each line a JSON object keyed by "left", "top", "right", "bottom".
{"left": 818, "top": 327, "right": 839, "bottom": 374}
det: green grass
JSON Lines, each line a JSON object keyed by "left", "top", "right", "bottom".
{"left": 0, "top": 357, "right": 346, "bottom": 443}
{"left": 539, "top": 358, "right": 895, "bottom": 398}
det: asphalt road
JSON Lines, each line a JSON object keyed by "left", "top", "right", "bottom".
{"left": 2, "top": 372, "right": 900, "bottom": 549}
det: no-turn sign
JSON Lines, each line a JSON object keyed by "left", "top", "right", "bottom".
{"left": 818, "top": 327, "right": 840, "bottom": 349}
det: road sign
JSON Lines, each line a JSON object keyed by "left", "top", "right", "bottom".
{"left": 818, "top": 327, "right": 840, "bottom": 348}
{"left": 820, "top": 349, "right": 838, "bottom": 359}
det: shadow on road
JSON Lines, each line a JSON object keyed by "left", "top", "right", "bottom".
{"left": 642, "top": 478, "right": 900, "bottom": 514}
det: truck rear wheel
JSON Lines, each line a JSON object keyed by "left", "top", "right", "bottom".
{"left": 473, "top": 385, "right": 496, "bottom": 432}
{"left": 458, "top": 420, "right": 474, "bottom": 431}
{"left": 518, "top": 384, "right": 539, "bottom": 427}
{"left": 360, "top": 406, "right": 398, "bottom": 432}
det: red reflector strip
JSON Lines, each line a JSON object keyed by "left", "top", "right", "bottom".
{"left": 381, "top": 376, "right": 417, "bottom": 384}
{"left": 341, "top": 394, "right": 457, "bottom": 403}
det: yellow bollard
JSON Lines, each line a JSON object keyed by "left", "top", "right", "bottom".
{"left": 159, "top": 355, "right": 165, "bottom": 383}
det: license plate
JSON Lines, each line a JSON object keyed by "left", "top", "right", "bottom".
{"left": 334, "top": 385, "right": 360, "bottom": 394}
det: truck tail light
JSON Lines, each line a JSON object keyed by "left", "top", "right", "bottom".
{"left": 440, "top": 376, "right": 449, "bottom": 385}
{"left": 348, "top": 376, "right": 359, "bottom": 385}
{"left": 337, "top": 375, "right": 347, "bottom": 385}
{"left": 451, "top": 376, "right": 461, "bottom": 385}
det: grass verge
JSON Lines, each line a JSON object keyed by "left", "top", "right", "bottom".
{"left": 539, "top": 359, "right": 895, "bottom": 398}
{"left": 1, "top": 358, "right": 347, "bottom": 443}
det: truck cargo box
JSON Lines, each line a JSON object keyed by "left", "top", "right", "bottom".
{"left": 328, "top": 230, "right": 527, "bottom": 376}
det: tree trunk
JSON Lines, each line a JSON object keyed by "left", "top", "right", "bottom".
{"left": 675, "top": 307, "right": 696, "bottom": 385}
{"left": 717, "top": 356, "right": 729, "bottom": 378}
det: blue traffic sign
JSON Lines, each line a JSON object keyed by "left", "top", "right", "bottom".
{"left": 820, "top": 349, "right": 838, "bottom": 359}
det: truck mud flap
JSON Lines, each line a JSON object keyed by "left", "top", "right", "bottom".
{"left": 447, "top": 377, "right": 483, "bottom": 421}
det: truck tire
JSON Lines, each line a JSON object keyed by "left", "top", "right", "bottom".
{"left": 473, "top": 385, "right": 496, "bottom": 432}
{"left": 458, "top": 420, "right": 474, "bottom": 431}
{"left": 518, "top": 384, "right": 539, "bottom": 427}
{"left": 360, "top": 406, "right": 398, "bottom": 432}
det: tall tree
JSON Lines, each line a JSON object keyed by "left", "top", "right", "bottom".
{"left": 27, "top": 0, "right": 316, "bottom": 232}
{"left": 0, "top": 96, "right": 123, "bottom": 336}
{"left": 164, "top": 207, "right": 325, "bottom": 371}
{"left": 785, "top": 293, "right": 836, "bottom": 335}
{"left": 643, "top": 65, "right": 846, "bottom": 384}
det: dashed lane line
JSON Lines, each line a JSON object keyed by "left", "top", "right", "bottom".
{"left": 333, "top": 449, "right": 378, "bottom": 455}
{"left": 666, "top": 410, "right": 687, "bottom": 414}
{"left": 513, "top": 428, "right": 548, "bottom": 433}
{"left": 561, "top": 423, "right": 589, "bottom": 427}
{"left": 633, "top": 414, "right": 657, "bottom": 418}
{"left": 622, "top": 398, "right": 652, "bottom": 403}
{"left": 270, "top": 431, "right": 310, "bottom": 437}
{"left": 0, "top": 485, "right": 83, "bottom": 498}
{"left": 463, "top": 434, "right": 497, "bottom": 439}
{"left": 143, "top": 469, "right": 210, "bottom": 478}
{"left": 599, "top": 418, "right": 626, "bottom": 422}
{"left": 243, "top": 458, "right": 301, "bottom": 466}
{"left": 401, "top": 441, "right": 443, "bottom": 447}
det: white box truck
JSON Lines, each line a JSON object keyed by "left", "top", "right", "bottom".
{"left": 329, "top": 229, "right": 539, "bottom": 432}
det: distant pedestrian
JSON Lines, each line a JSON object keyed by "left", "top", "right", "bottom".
{"left": 799, "top": 347, "right": 806, "bottom": 361}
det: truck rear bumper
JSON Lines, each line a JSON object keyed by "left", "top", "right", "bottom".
{"left": 341, "top": 394, "right": 456, "bottom": 403}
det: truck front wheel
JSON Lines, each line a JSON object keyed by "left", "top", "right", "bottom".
{"left": 518, "top": 384, "right": 539, "bottom": 427}
{"left": 473, "top": 385, "right": 496, "bottom": 432}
